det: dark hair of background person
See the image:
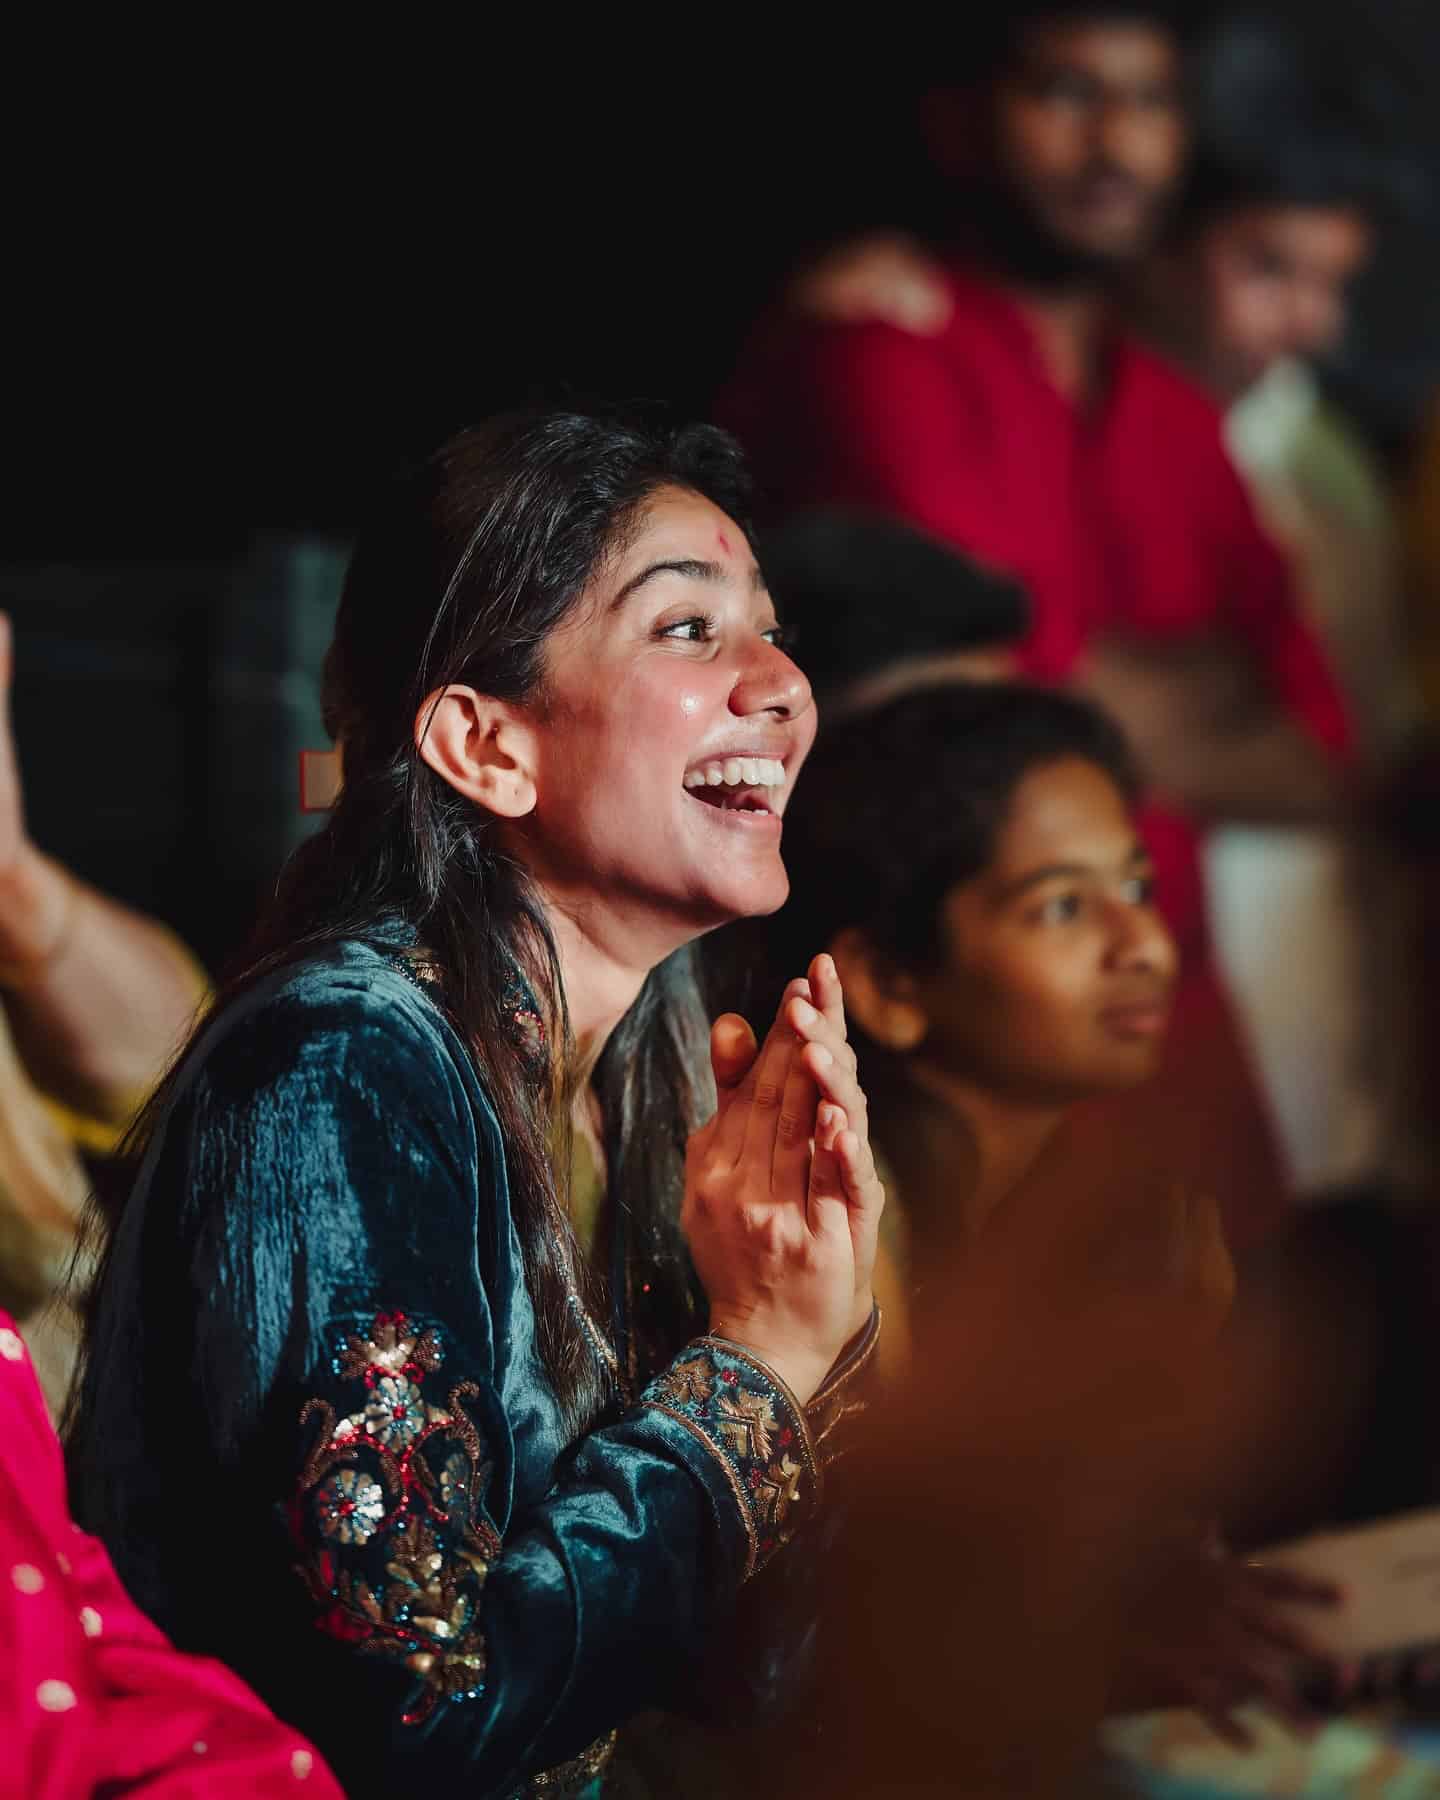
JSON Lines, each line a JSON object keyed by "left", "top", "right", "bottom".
{"left": 707, "top": 683, "right": 1140, "bottom": 1088}
{"left": 758, "top": 511, "right": 1029, "bottom": 703}
{"left": 71, "top": 411, "right": 751, "bottom": 1436}
{"left": 957, "top": 0, "right": 1210, "bottom": 85}
{"left": 1174, "top": 17, "right": 1418, "bottom": 239}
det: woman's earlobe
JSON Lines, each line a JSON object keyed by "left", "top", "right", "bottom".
{"left": 878, "top": 1006, "right": 928, "bottom": 1052}
{"left": 415, "top": 686, "right": 538, "bottom": 819}
{"left": 829, "top": 929, "right": 930, "bottom": 1053}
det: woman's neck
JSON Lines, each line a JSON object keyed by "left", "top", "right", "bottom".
{"left": 537, "top": 889, "right": 665, "bottom": 1093}
{"left": 906, "top": 1061, "right": 1067, "bottom": 1236}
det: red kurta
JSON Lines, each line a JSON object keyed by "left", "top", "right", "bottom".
{"left": 726, "top": 264, "right": 1354, "bottom": 1243}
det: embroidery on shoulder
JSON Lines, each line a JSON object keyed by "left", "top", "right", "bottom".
{"left": 291, "top": 1311, "right": 502, "bottom": 1724}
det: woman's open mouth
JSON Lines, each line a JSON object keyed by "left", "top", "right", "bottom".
{"left": 682, "top": 755, "right": 786, "bottom": 823}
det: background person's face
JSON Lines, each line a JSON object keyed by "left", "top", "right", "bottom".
{"left": 520, "top": 487, "right": 816, "bottom": 942}
{"left": 991, "top": 20, "right": 1189, "bottom": 269}
{"left": 914, "top": 757, "right": 1178, "bottom": 1103}
{"left": 1189, "top": 203, "right": 1375, "bottom": 396}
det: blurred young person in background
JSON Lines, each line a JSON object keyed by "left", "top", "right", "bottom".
{"left": 726, "top": 1, "right": 1359, "bottom": 1251}
{"left": 747, "top": 681, "right": 1334, "bottom": 1748}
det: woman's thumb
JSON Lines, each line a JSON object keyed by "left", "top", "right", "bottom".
{"left": 710, "top": 1014, "right": 759, "bottom": 1092}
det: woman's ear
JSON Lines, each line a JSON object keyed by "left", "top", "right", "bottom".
{"left": 829, "top": 927, "right": 929, "bottom": 1053}
{"left": 415, "top": 685, "right": 538, "bottom": 819}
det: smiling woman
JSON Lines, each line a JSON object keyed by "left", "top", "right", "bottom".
{"left": 62, "top": 412, "right": 883, "bottom": 1798}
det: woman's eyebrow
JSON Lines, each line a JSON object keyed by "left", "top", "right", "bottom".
{"left": 999, "top": 862, "right": 1090, "bottom": 901}
{"left": 609, "top": 558, "right": 768, "bottom": 610}
{"left": 998, "top": 845, "right": 1150, "bottom": 901}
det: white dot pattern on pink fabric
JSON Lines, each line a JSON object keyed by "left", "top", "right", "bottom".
{"left": 0, "top": 1328, "right": 24, "bottom": 1361}
{"left": 291, "top": 1749, "right": 314, "bottom": 1780}
{"left": 193, "top": 1741, "right": 208, "bottom": 1755}
{"left": 36, "top": 1680, "right": 76, "bottom": 1713}
{"left": 80, "top": 1606, "right": 102, "bottom": 1638}
{"left": 11, "top": 1563, "right": 44, "bottom": 1594}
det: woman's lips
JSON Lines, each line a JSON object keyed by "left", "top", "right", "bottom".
{"left": 683, "top": 785, "right": 784, "bottom": 832}
{"left": 1098, "top": 1001, "right": 1172, "bottom": 1040}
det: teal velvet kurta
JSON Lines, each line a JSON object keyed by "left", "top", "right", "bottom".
{"left": 66, "top": 939, "right": 873, "bottom": 1797}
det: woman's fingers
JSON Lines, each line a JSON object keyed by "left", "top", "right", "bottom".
{"left": 806, "top": 1102, "right": 850, "bottom": 1238}
{"left": 836, "top": 1126, "right": 883, "bottom": 1216}
{"left": 1228, "top": 1596, "right": 1328, "bottom": 1664}
{"left": 791, "top": 1006, "right": 869, "bottom": 1142}
{"left": 808, "top": 952, "right": 848, "bottom": 1042}
{"left": 772, "top": 1021, "right": 822, "bottom": 1192}
{"left": 786, "top": 983, "right": 885, "bottom": 1242}
{"left": 1240, "top": 1562, "right": 1342, "bottom": 1608}
{"left": 710, "top": 1014, "right": 759, "bottom": 1094}
{"left": 728, "top": 979, "right": 809, "bottom": 1168}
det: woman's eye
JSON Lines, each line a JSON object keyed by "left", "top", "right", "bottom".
{"left": 761, "top": 624, "right": 790, "bottom": 650}
{"left": 1038, "top": 892, "right": 1083, "bottom": 925}
{"left": 658, "top": 616, "right": 715, "bottom": 644}
{"left": 1121, "top": 875, "right": 1156, "bottom": 907}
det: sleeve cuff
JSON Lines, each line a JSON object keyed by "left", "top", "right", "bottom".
{"left": 805, "top": 1305, "right": 882, "bottom": 1471}
{"left": 639, "top": 1337, "right": 820, "bottom": 1579}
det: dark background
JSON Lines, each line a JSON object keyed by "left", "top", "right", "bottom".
{"left": 3, "top": 3, "right": 1439, "bottom": 966}
{"left": 8, "top": 1, "right": 1440, "bottom": 557}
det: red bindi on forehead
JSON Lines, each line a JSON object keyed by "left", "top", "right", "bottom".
{"left": 716, "top": 530, "right": 733, "bottom": 557}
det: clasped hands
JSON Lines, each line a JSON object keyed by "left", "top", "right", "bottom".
{"left": 682, "top": 954, "right": 884, "bottom": 1406}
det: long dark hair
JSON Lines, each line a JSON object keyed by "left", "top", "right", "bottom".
{"left": 79, "top": 410, "right": 747, "bottom": 1432}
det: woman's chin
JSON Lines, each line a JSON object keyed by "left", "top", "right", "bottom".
{"left": 696, "top": 867, "right": 791, "bottom": 928}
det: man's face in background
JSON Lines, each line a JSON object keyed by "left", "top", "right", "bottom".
{"left": 929, "top": 17, "right": 1190, "bottom": 283}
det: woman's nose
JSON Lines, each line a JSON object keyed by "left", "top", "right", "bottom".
{"left": 731, "top": 640, "right": 813, "bottom": 721}
{"left": 1108, "top": 904, "right": 1179, "bottom": 979}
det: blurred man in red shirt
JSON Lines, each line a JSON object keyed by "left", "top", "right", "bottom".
{"left": 726, "top": 3, "right": 1356, "bottom": 1246}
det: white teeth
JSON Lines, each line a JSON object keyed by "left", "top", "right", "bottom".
{"left": 683, "top": 757, "right": 788, "bottom": 791}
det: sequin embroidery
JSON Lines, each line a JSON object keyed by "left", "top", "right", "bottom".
{"left": 292, "top": 1311, "right": 501, "bottom": 1724}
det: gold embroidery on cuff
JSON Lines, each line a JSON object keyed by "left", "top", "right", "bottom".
{"left": 642, "top": 1338, "right": 819, "bottom": 1579}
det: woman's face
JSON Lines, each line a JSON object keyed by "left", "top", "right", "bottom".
{"left": 917, "top": 756, "right": 1177, "bottom": 1102}
{"left": 522, "top": 486, "right": 816, "bottom": 940}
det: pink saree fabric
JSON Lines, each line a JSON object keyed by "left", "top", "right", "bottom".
{"left": 0, "top": 1309, "right": 343, "bottom": 1797}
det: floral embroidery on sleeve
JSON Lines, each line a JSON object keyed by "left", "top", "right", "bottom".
{"left": 642, "top": 1337, "right": 818, "bottom": 1579}
{"left": 291, "top": 1311, "right": 502, "bottom": 1725}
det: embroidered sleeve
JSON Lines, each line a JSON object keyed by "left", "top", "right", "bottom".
{"left": 291, "top": 1310, "right": 502, "bottom": 1727}
{"left": 640, "top": 1337, "right": 819, "bottom": 1579}
{"left": 804, "top": 1304, "right": 882, "bottom": 1473}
